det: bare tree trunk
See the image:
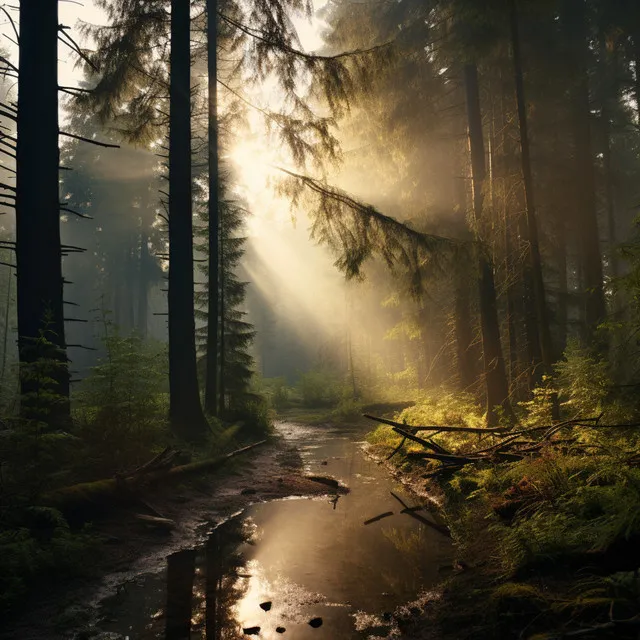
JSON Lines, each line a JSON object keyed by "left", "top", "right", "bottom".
{"left": 16, "top": 0, "right": 70, "bottom": 425}
{"left": 204, "top": 0, "right": 220, "bottom": 417}
{"left": 219, "top": 219, "right": 226, "bottom": 415}
{"left": 563, "top": 0, "right": 606, "bottom": 337}
{"left": 1, "top": 266, "right": 12, "bottom": 386}
{"left": 509, "top": 0, "right": 554, "bottom": 376}
{"left": 169, "top": 0, "right": 208, "bottom": 439}
{"left": 463, "top": 64, "right": 515, "bottom": 426}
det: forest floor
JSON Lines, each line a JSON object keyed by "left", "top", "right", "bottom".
{"left": 0, "top": 432, "right": 341, "bottom": 640}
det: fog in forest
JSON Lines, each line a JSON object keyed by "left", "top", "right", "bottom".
{"left": 5, "top": 1, "right": 640, "bottom": 637}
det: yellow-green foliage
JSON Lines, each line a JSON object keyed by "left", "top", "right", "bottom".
{"left": 398, "top": 390, "right": 484, "bottom": 429}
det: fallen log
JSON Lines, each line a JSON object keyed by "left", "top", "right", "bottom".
{"left": 40, "top": 440, "right": 268, "bottom": 515}
{"left": 364, "top": 414, "right": 508, "bottom": 435}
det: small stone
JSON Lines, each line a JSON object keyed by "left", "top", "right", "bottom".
{"left": 382, "top": 612, "right": 393, "bottom": 621}
{"left": 276, "top": 627, "right": 286, "bottom": 634}
{"left": 241, "top": 488, "right": 258, "bottom": 495}
{"left": 259, "top": 601, "right": 272, "bottom": 611}
{"left": 308, "top": 617, "right": 323, "bottom": 628}
{"left": 243, "top": 627, "right": 261, "bottom": 635}
{"left": 321, "top": 460, "right": 328, "bottom": 466}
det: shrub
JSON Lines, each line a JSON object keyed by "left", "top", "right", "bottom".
{"left": 298, "top": 369, "right": 342, "bottom": 407}
{"left": 74, "top": 328, "right": 170, "bottom": 475}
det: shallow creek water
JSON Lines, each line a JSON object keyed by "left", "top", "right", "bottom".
{"left": 95, "top": 422, "right": 451, "bottom": 639}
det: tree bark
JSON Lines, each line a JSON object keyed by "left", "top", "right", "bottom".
{"left": 204, "top": 0, "right": 220, "bottom": 417}
{"left": 16, "top": 0, "right": 70, "bottom": 424}
{"left": 509, "top": 0, "right": 554, "bottom": 377}
{"left": 169, "top": 0, "right": 208, "bottom": 439}
{"left": 463, "top": 64, "right": 515, "bottom": 426}
{"left": 219, "top": 221, "right": 226, "bottom": 415}
{"left": 562, "top": 0, "right": 606, "bottom": 338}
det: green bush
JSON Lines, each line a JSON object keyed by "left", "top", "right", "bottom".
{"left": 298, "top": 369, "right": 342, "bottom": 407}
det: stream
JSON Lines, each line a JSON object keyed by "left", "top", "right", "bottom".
{"left": 91, "top": 422, "right": 451, "bottom": 639}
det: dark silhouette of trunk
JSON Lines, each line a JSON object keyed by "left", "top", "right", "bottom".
{"left": 563, "top": 0, "right": 606, "bottom": 337}
{"left": 137, "top": 227, "right": 149, "bottom": 338}
{"left": 503, "top": 206, "right": 518, "bottom": 388}
{"left": 165, "top": 549, "right": 196, "bottom": 640}
{"left": 1, "top": 266, "right": 12, "bottom": 385}
{"left": 16, "top": 0, "right": 70, "bottom": 424}
{"left": 598, "top": 35, "right": 619, "bottom": 283}
{"left": 169, "top": 0, "right": 208, "bottom": 439}
{"left": 205, "top": 0, "right": 220, "bottom": 417}
{"left": 509, "top": 0, "right": 554, "bottom": 377}
{"left": 219, "top": 225, "right": 226, "bottom": 416}
{"left": 463, "top": 64, "right": 515, "bottom": 426}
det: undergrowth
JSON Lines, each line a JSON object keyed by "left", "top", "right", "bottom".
{"left": 366, "top": 343, "right": 640, "bottom": 638}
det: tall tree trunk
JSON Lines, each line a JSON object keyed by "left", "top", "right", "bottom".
{"left": 563, "top": 0, "right": 606, "bottom": 337}
{"left": 204, "top": 0, "right": 220, "bottom": 417}
{"left": 16, "top": 0, "right": 70, "bottom": 424}
{"left": 463, "top": 64, "right": 515, "bottom": 426}
{"left": 1, "top": 265, "right": 12, "bottom": 386}
{"left": 219, "top": 225, "right": 226, "bottom": 416}
{"left": 509, "top": 0, "right": 554, "bottom": 377}
{"left": 169, "top": 0, "right": 208, "bottom": 439}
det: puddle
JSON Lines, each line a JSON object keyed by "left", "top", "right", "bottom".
{"left": 92, "top": 423, "right": 451, "bottom": 638}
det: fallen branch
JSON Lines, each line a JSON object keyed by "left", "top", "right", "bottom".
{"left": 41, "top": 440, "right": 268, "bottom": 515}
{"left": 364, "top": 414, "right": 508, "bottom": 435}
{"left": 392, "top": 426, "right": 451, "bottom": 455}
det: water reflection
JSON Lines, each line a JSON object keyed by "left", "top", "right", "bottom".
{"left": 98, "top": 425, "right": 451, "bottom": 639}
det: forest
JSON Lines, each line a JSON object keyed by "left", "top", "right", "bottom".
{"left": 2, "top": 0, "right": 640, "bottom": 638}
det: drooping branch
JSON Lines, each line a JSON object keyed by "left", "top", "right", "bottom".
{"left": 59, "top": 131, "right": 120, "bottom": 148}
{"left": 277, "top": 167, "right": 459, "bottom": 292}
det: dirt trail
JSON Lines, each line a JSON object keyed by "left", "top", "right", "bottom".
{"left": 1, "top": 429, "right": 341, "bottom": 640}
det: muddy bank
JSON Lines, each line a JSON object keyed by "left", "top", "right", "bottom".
{"left": 0, "top": 433, "right": 343, "bottom": 640}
